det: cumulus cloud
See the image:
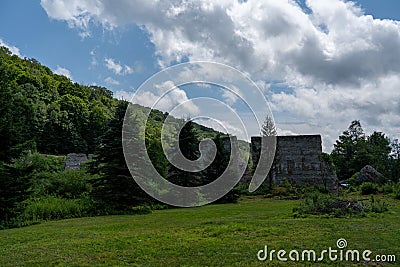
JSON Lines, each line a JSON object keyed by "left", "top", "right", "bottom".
{"left": 54, "top": 66, "right": 72, "bottom": 79}
{"left": 141, "top": 80, "right": 200, "bottom": 115}
{"left": 114, "top": 89, "right": 134, "bottom": 101}
{"left": 104, "top": 76, "right": 120, "bottom": 85}
{"left": 104, "top": 57, "right": 134, "bottom": 75}
{"left": 40, "top": 0, "right": 400, "bottom": 150}
{"left": 0, "top": 39, "right": 21, "bottom": 56}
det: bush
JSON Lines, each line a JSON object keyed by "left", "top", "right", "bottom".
{"left": 293, "top": 192, "right": 335, "bottom": 216}
{"left": 216, "top": 187, "right": 241, "bottom": 204}
{"left": 383, "top": 183, "right": 394, "bottom": 194}
{"left": 393, "top": 183, "right": 400, "bottom": 200}
{"left": 29, "top": 169, "right": 94, "bottom": 199}
{"left": 12, "top": 152, "right": 65, "bottom": 174}
{"left": 364, "top": 196, "right": 388, "bottom": 213}
{"left": 293, "top": 192, "right": 388, "bottom": 218}
{"left": 47, "top": 169, "right": 93, "bottom": 198}
{"left": 360, "top": 182, "right": 378, "bottom": 195}
{"left": 272, "top": 178, "right": 296, "bottom": 197}
{"left": 347, "top": 172, "right": 360, "bottom": 186}
{"left": 131, "top": 205, "right": 152, "bottom": 215}
{"left": 233, "top": 182, "right": 272, "bottom": 196}
{"left": 17, "top": 196, "right": 93, "bottom": 224}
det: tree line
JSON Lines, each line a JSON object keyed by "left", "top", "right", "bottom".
{"left": 331, "top": 120, "right": 400, "bottom": 182}
{"left": 0, "top": 46, "right": 234, "bottom": 227}
{"left": 1, "top": 45, "right": 399, "bottom": 228}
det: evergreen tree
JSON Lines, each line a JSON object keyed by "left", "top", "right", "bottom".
{"left": 167, "top": 119, "right": 203, "bottom": 187}
{"left": 331, "top": 120, "right": 367, "bottom": 179}
{"left": 203, "top": 134, "right": 239, "bottom": 203}
{"left": 331, "top": 121, "right": 391, "bottom": 180}
{"left": 390, "top": 139, "right": 400, "bottom": 182}
{"left": 366, "top": 132, "right": 391, "bottom": 177}
{"left": 261, "top": 115, "right": 278, "bottom": 189}
{"left": 90, "top": 100, "right": 149, "bottom": 211}
{"left": 261, "top": 115, "right": 277, "bottom": 137}
{"left": 0, "top": 162, "right": 30, "bottom": 225}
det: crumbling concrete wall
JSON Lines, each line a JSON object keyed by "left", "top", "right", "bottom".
{"left": 252, "top": 135, "right": 338, "bottom": 193}
{"left": 64, "top": 153, "right": 88, "bottom": 170}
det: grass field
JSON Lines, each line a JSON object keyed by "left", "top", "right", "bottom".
{"left": 1, "top": 197, "right": 399, "bottom": 266}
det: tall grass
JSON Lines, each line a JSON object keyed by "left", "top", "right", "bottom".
{"left": 18, "top": 196, "right": 93, "bottom": 225}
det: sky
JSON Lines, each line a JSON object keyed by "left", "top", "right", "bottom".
{"left": 1, "top": 0, "right": 400, "bottom": 151}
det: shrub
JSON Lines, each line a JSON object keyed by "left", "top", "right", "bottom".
{"left": 18, "top": 196, "right": 93, "bottom": 224}
{"left": 383, "top": 183, "right": 394, "bottom": 194}
{"left": 393, "top": 183, "right": 400, "bottom": 200}
{"left": 47, "top": 169, "right": 93, "bottom": 198}
{"left": 216, "top": 187, "right": 241, "bottom": 204}
{"left": 28, "top": 169, "right": 94, "bottom": 199}
{"left": 272, "top": 178, "right": 296, "bottom": 197}
{"left": 233, "top": 182, "right": 272, "bottom": 196}
{"left": 360, "top": 182, "right": 378, "bottom": 195}
{"left": 347, "top": 172, "right": 360, "bottom": 186}
{"left": 293, "top": 192, "right": 388, "bottom": 218}
{"left": 294, "top": 192, "right": 335, "bottom": 216}
{"left": 12, "top": 152, "right": 65, "bottom": 174}
{"left": 131, "top": 205, "right": 152, "bottom": 215}
{"left": 365, "top": 196, "right": 388, "bottom": 213}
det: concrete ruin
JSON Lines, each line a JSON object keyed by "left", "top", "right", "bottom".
{"left": 64, "top": 153, "right": 89, "bottom": 170}
{"left": 251, "top": 135, "right": 338, "bottom": 192}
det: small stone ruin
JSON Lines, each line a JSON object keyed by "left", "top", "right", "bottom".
{"left": 64, "top": 153, "right": 89, "bottom": 170}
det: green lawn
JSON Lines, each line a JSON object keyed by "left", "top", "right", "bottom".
{"left": 1, "top": 197, "right": 399, "bottom": 266}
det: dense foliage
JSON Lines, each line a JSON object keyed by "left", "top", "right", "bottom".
{"left": 331, "top": 120, "right": 397, "bottom": 181}
{"left": 0, "top": 47, "right": 236, "bottom": 227}
{"left": 0, "top": 46, "right": 116, "bottom": 159}
{"left": 1, "top": 46, "right": 399, "bottom": 228}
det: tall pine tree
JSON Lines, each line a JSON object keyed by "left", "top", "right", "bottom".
{"left": 167, "top": 119, "right": 203, "bottom": 187}
{"left": 90, "top": 100, "right": 149, "bottom": 211}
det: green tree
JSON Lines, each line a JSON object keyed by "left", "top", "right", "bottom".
{"left": 0, "top": 162, "right": 30, "bottom": 225}
{"left": 202, "top": 134, "right": 240, "bottom": 203}
{"left": 167, "top": 119, "right": 203, "bottom": 187}
{"left": 331, "top": 120, "right": 368, "bottom": 179}
{"left": 366, "top": 132, "right": 391, "bottom": 177}
{"left": 90, "top": 100, "right": 149, "bottom": 211}
{"left": 261, "top": 115, "right": 277, "bottom": 137}
{"left": 261, "top": 115, "right": 278, "bottom": 189}
{"left": 390, "top": 139, "right": 400, "bottom": 182}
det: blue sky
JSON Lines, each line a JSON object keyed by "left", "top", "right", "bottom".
{"left": 1, "top": 0, "right": 400, "bottom": 150}
{"left": 0, "top": 0, "right": 158, "bottom": 89}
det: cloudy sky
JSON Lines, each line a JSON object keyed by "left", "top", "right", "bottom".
{"left": 1, "top": 0, "right": 400, "bottom": 151}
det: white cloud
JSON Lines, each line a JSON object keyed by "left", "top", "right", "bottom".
{"left": 222, "top": 85, "right": 242, "bottom": 105}
{"left": 276, "top": 127, "right": 298, "bottom": 136}
{"left": 40, "top": 0, "right": 400, "bottom": 150}
{"left": 90, "top": 49, "right": 98, "bottom": 66}
{"left": 0, "top": 39, "right": 21, "bottom": 56}
{"left": 54, "top": 66, "right": 72, "bottom": 79}
{"left": 104, "top": 58, "right": 123, "bottom": 74}
{"left": 115, "top": 90, "right": 134, "bottom": 101}
{"left": 127, "top": 80, "right": 200, "bottom": 116}
{"left": 104, "top": 57, "right": 134, "bottom": 75}
{"left": 104, "top": 76, "right": 120, "bottom": 85}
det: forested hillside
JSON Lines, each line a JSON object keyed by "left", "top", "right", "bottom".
{"left": 0, "top": 46, "right": 233, "bottom": 228}
{"left": 0, "top": 46, "right": 219, "bottom": 161}
{"left": 0, "top": 46, "right": 117, "bottom": 159}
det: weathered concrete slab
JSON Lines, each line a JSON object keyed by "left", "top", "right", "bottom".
{"left": 64, "top": 153, "right": 88, "bottom": 170}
